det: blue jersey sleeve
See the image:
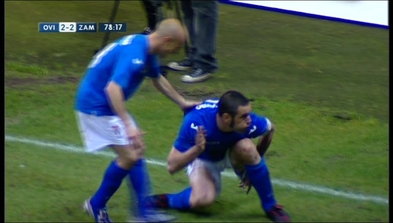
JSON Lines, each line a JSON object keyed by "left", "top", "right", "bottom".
{"left": 145, "top": 55, "right": 161, "bottom": 79}
{"left": 110, "top": 50, "right": 144, "bottom": 89}
{"left": 245, "top": 113, "right": 272, "bottom": 138}
{"left": 173, "top": 115, "right": 200, "bottom": 152}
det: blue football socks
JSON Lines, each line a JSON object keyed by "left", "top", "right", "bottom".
{"left": 167, "top": 187, "right": 192, "bottom": 210}
{"left": 128, "top": 159, "right": 152, "bottom": 216}
{"left": 245, "top": 158, "right": 277, "bottom": 212}
{"left": 91, "top": 160, "right": 129, "bottom": 208}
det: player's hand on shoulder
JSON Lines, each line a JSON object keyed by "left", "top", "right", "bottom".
{"left": 195, "top": 125, "right": 207, "bottom": 151}
{"left": 180, "top": 100, "right": 202, "bottom": 111}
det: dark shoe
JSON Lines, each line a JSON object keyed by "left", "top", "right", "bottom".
{"left": 266, "top": 205, "right": 291, "bottom": 222}
{"left": 167, "top": 59, "right": 193, "bottom": 71}
{"left": 143, "top": 194, "right": 170, "bottom": 209}
{"left": 181, "top": 68, "right": 212, "bottom": 83}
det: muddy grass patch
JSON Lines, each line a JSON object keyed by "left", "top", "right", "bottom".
{"left": 174, "top": 87, "right": 221, "bottom": 100}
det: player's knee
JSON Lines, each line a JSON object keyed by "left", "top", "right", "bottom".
{"left": 116, "top": 149, "right": 140, "bottom": 169}
{"left": 190, "top": 191, "right": 216, "bottom": 208}
{"left": 233, "top": 138, "right": 258, "bottom": 155}
{"left": 232, "top": 138, "right": 260, "bottom": 164}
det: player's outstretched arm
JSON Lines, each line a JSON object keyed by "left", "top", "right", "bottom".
{"left": 152, "top": 75, "right": 201, "bottom": 110}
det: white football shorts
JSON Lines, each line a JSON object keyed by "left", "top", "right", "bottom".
{"left": 75, "top": 111, "right": 137, "bottom": 153}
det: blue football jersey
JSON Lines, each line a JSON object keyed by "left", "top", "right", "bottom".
{"left": 174, "top": 99, "right": 272, "bottom": 162}
{"left": 75, "top": 34, "right": 161, "bottom": 116}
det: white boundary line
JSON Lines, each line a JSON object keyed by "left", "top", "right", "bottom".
{"left": 5, "top": 135, "right": 388, "bottom": 205}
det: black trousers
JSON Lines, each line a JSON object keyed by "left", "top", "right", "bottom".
{"left": 141, "top": 0, "right": 164, "bottom": 30}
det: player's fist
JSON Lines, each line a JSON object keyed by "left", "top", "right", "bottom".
{"left": 195, "top": 126, "right": 207, "bottom": 151}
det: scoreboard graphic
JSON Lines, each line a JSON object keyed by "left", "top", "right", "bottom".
{"left": 38, "top": 22, "right": 127, "bottom": 33}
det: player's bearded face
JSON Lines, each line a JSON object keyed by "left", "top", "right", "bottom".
{"left": 232, "top": 105, "right": 252, "bottom": 133}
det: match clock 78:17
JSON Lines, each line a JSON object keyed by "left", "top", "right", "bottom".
{"left": 99, "top": 23, "right": 127, "bottom": 32}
